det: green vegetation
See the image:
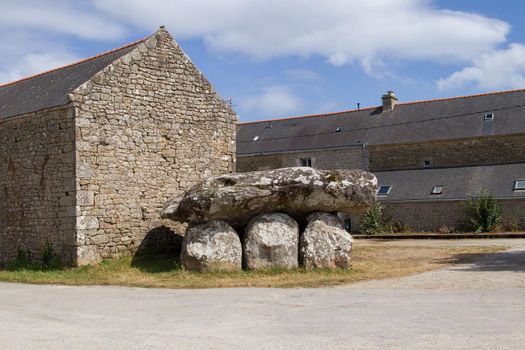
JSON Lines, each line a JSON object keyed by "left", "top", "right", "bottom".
{"left": 6, "top": 243, "right": 62, "bottom": 271}
{"left": 360, "top": 203, "right": 389, "bottom": 235}
{"left": 0, "top": 245, "right": 502, "bottom": 289}
{"left": 465, "top": 190, "right": 502, "bottom": 232}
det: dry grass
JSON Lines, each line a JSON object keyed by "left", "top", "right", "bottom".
{"left": 0, "top": 244, "right": 503, "bottom": 289}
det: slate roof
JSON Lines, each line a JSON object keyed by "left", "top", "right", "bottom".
{"left": 237, "top": 89, "right": 525, "bottom": 155}
{"left": 375, "top": 163, "right": 525, "bottom": 201}
{"left": 0, "top": 39, "right": 144, "bottom": 119}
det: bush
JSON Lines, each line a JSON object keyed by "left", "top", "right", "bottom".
{"left": 389, "top": 220, "right": 411, "bottom": 234}
{"left": 6, "top": 243, "right": 62, "bottom": 271}
{"left": 41, "top": 243, "right": 63, "bottom": 270}
{"left": 6, "top": 248, "right": 36, "bottom": 270}
{"left": 360, "top": 203, "right": 388, "bottom": 235}
{"left": 465, "top": 190, "right": 502, "bottom": 233}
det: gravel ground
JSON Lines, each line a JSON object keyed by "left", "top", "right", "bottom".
{"left": 0, "top": 239, "right": 523, "bottom": 350}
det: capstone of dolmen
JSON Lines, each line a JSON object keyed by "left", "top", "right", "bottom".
{"left": 162, "top": 167, "right": 378, "bottom": 228}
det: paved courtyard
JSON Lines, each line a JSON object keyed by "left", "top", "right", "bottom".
{"left": 1, "top": 239, "right": 524, "bottom": 349}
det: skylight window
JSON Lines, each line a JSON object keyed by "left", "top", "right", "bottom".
{"left": 378, "top": 185, "right": 392, "bottom": 196}
{"left": 484, "top": 112, "right": 494, "bottom": 121}
{"left": 253, "top": 136, "right": 259, "bottom": 141}
{"left": 423, "top": 160, "right": 431, "bottom": 167}
{"left": 513, "top": 180, "right": 525, "bottom": 191}
{"left": 431, "top": 185, "right": 443, "bottom": 195}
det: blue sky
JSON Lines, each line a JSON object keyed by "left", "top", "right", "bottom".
{"left": 1, "top": 1, "right": 525, "bottom": 122}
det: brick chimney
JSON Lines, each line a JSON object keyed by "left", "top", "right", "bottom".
{"left": 381, "top": 91, "right": 398, "bottom": 112}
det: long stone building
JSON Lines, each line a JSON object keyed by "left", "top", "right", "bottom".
{"left": 0, "top": 27, "right": 237, "bottom": 265}
{"left": 237, "top": 90, "right": 525, "bottom": 232}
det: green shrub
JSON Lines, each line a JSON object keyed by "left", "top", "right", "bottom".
{"left": 41, "top": 243, "right": 63, "bottom": 270}
{"left": 389, "top": 220, "right": 411, "bottom": 234}
{"left": 6, "top": 248, "right": 37, "bottom": 270}
{"left": 360, "top": 203, "right": 388, "bottom": 235}
{"left": 6, "top": 243, "right": 62, "bottom": 271}
{"left": 465, "top": 190, "right": 502, "bottom": 233}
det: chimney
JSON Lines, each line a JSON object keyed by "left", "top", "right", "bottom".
{"left": 381, "top": 91, "right": 398, "bottom": 112}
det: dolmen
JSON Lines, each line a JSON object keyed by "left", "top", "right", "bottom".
{"left": 161, "top": 167, "right": 377, "bottom": 272}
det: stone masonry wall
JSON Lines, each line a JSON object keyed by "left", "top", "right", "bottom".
{"left": 0, "top": 106, "right": 76, "bottom": 265}
{"left": 369, "top": 134, "right": 525, "bottom": 171}
{"left": 381, "top": 199, "right": 525, "bottom": 232}
{"left": 70, "top": 29, "right": 237, "bottom": 264}
{"left": 237, "top": 146, "right": 367, "bottom": 172}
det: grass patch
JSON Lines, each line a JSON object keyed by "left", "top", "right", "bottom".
{"left": 0, "top": 244, "right": 504, "bottom": 289}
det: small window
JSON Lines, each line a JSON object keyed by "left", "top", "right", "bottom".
{"left": 514, "top": 180, "right": 525, "bottom": 191}
{"left": 335, "top": 127, "right": 342, "bottom": 132}
{"left": 423, "top": 160, "right": 431, "bottom": 167}
{"left": 484, "top": 112, "right": 494, "bottom": 121}
{"left": 378, "top": 185, "right": 392, "bottom": 196}
{"left": 431, "top": 185, "right": 443, "bottom": 195}
{"left": 253, "top": 136, "right": 259, "bottom": 141}
{"left": 300, "top": 158, "right": 312, "bottom": 167}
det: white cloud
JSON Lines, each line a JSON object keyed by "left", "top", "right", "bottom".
{"left": 0, "top": 0, "right": 126, "bottom": 84}
{"left": 93, "top": 0, "right": 509, "bottom": 72}
{"left": 437, "top": 44, "right": 525, "bottom": 91}
{"left": 241, "top": 86, "right": 303, "bottom": 116}
{"left": 0, "top": 1, "right": 124, "bottom": 40}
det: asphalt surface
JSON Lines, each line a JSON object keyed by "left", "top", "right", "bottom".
{"left": 1, "top": 239, "right": 524, "bottom": 349}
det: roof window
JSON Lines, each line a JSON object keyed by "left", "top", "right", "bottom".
{"left": 431, "top": 185, "right": 443, "bottom": 195}
{"left": 484, "top": 112, "right": 494, "bottom": 121}
{"left": 513, "top": 180, "right": 525, "bottom": 191}
{"left": 378, "top": 185, "right": 392, "bottom": 196}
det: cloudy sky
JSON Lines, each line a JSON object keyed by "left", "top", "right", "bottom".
{"left": 1, "top": 1, "right": 524, "bottom": 121}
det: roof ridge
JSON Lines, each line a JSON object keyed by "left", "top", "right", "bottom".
{"left": 239, "top": 87, "right": 525, "bottom": 125}
{"left": 0, "top": 36, "right": 148, "bottom": 89}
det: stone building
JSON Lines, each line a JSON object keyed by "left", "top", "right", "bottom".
{"left": 237, "top": 90, "right": 525, "bottom": 231}
{"left": 0, "top": 27, "right": 237, "bottom": 265}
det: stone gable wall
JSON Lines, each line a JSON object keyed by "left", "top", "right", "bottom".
{"left": 70, "top": 29, "right": 237, "bottom": 264}
{"left": 369, "top": 134, "right": 525, "bottom": 171}
{"left": 0, "top": 106, "right": 76, "bottom": 265}
{"left": 237, "top": 146, "right": 367, "bottom": 172}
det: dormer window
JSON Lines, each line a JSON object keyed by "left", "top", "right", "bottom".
{"left": 431, "top": 185, "right": 443, "bottom": 195}
{"left": 484, "top": 112, "right": 494, "bottom": 121}
{"left": 513, "top": 180, "right": 525, "bottom": 191}
{"left": 378, "top": 185, "right": 392, "bottom": 196}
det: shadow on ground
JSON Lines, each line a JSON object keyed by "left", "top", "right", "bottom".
{"left": 447, "top": 250, "right": 525, "bottom": 273}
{"left": 131, "top": 226, "right": 183, "bottom": 273}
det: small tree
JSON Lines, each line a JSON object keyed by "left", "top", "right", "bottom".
{"left": 465, "top": 190, "right": 502, "bottom": 232}
{"left": 360, "top": 203, "right": 388, "bottom": 235}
